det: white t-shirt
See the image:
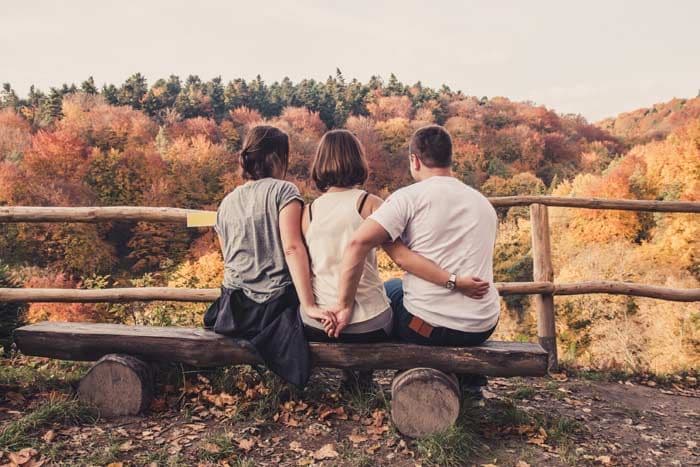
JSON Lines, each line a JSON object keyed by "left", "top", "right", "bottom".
{"left": 370, "top": 176, "right": 500, "bottom": 332}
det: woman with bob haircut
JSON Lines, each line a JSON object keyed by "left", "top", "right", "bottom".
{"left": 300, "top": 129, "right": 466, "bottom": 344}
{"left": 204, "top": 125, "right": 334, "bottom": 387}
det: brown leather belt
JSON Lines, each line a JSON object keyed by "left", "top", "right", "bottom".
{"left": 408, "top": 315, "right": 434, "bottom": 338}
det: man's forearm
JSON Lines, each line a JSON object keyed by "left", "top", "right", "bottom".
{"left": 383, "top": 241, "right": 450, "bottom": 286}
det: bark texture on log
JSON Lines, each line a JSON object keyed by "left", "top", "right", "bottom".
{"left": 14, "top": 322, "right": 548, "bottom": 377}
{"left": 77, "top": 353, "right": 153, "bottom": 417}
{"left": 391, "top": 368, "right": 461, "bottom": 438}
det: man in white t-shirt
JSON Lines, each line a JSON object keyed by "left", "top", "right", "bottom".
{"left": 333, "top": 125, "right": 499, "bottom": 347}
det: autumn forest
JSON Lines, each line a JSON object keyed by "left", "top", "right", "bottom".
{"left": 0, "top": 72, "right": 698, "bottom": 374}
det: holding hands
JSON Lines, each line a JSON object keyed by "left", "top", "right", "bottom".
{"left": 313, "top": 275, "right": 490, "bottom": 339}
{"left": 304, "top": 305, "right": 338, "bottom": 331}
{"left": 307, "top": 304, "right": 351, "bottom": 338}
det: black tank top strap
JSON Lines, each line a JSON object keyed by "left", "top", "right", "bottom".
{"left": 308, "top": 201, "right": 314, "bottom": 223}
{"left": 357, "top": 191, "right": 370, "bottom": 215}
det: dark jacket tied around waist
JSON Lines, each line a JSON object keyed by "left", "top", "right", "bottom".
{"left": 203, "top": 286, "right": 311, "bottom": 387}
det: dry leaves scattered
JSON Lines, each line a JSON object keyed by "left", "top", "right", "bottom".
{"left": 0, "top": 448, "right": 45, "bottom": 467}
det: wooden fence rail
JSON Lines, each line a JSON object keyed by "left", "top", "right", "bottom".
{"left": 1, "top": 282, "right": 698, "bottom": 303}
{"left": 1, "top": 196, "right": 699, "bottom": 224}
{"left": 2, "top": 197, "right": 699, "bottom": 373}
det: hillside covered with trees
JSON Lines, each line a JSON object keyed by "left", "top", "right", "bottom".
{"left": 597, "top": 95, "right": 700, "bottom": 145}
{"left": 0, "top": 73, "right": 697, "bottom": 374}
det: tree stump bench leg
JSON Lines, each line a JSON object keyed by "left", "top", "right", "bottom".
{"left": 77, "top": 353, "right": 154, "bottom": 417}
{"left": 390, "top": 368, "right": 461, "bottom": 438}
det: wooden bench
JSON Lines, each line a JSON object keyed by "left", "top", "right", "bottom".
{"left": 14, "top": 322, "right": 547, "bottom": 437}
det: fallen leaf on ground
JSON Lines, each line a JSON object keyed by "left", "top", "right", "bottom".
{"left": 119, "top": 440, "right": 134, "bottom": 452}
{"left": 526, "top": 427, "right": 548, "bottom": 446}
{"left": 313, "top": 444, "right": 339, "bottom": 460}
{"left": 516, "top": 461, "right": 531, "bottom": 467}
{"left": 289, "top": 441, "right": 304, "bottom": 453}
{"left": 238, "top": 438, "right": 255, "bottom": 452}
{"left": 8, "top": 448, "right": 38, "bottom": 465}
{"left": 42, "top": 430, "right": 56, "bottom": 443}
{"left": 365, "top": 443, "right": 381, "bottom": 455}
{"left": 348, "top": 434, "right": 368, "bottom": 444}
{"left": 201, "top": 442, "right": 220, "bottom": 454}
{"left": 319, "top": 406, "right": 347, "bottom": 421}
{"left": 595, "top": 455, "right": 612, "bottom": 465}
{"left": 371, "top": 409, "right": 385, "bottom": 427}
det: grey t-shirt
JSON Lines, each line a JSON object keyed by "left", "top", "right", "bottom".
{"left": 215, "top": 178, "right": 303, "bottom": 303}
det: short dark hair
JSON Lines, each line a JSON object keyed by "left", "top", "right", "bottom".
{"left": 409, "top": 125, "right": 453, "bottom": 168}
{"left": 312, "top": 130, "right": 369, "bottom": 192}
{"left": 240, "top": 125, "right": 290, "bottom": 180}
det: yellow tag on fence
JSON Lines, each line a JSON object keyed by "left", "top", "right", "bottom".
{"left": 186, "top": 211, "right": 217, "bottom": 227}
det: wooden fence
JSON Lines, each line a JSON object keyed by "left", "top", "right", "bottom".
{"left": 2, "top": 196, "right": 700, "bottom": 371}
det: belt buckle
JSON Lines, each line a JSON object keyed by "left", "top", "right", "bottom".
{"left": 408, "top": 316, "right": 433, "bottom": 338}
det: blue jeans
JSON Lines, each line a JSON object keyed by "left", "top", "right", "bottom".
{"left": 384, "top": 278, "right": 496, "bottom": 346}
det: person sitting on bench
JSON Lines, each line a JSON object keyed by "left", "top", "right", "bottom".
{"left": 204, "top": 125, "right": 335, "bottom": 387}
{"left": 301, "top": 129, "right": 465, "bottom": 344}
{"left": 332, "top": 125, "right": 499, "bottom": 352}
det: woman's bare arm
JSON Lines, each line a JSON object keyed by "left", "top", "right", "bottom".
{"left": 279, "top": 201, "right": 335, "bottom": 324}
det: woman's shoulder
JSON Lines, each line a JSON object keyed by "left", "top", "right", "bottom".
{"left": 361, "top": 192, "right": 385, "bottom": 217}
{"left": 218, "top": 188, "right": 240, "bottom": 208}
{"left": 264, "top": 178, "right": 301, "bottom": 195}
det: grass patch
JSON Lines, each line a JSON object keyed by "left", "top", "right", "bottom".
{"left": 488, "top": 399, "right": 532, "bottom": 427}
{"left": 233, "top": 459, "right": 256, "bottom": 467}
{"left": 338, "top": 440, "right": 375, "bottom": 467}
{"left": 545, "top": 415, "right": 582, "bottom": 443}
{"left": 82, "top": 436, "right": 123, "bottom": 466}
{"left": 242, "top": 369, "right": 293, "bottom": 420}
{"left": 345, "top": 384, "right": 389, "bottom": 419}
{"left": 207, "top": 365, "right": 244, "bottom": 394}
{"left": 416, "top": 423, "right": 481, "bottom": 466}
{"left": 197, "top": 431, "right": 238, "bottom": 462}
{"left": 511, "top": 386, "right": 535, "bottom": 400}
{"left": 0, "top": 396, "right": 97, "bottom": 450}
{"left": 0, "top": 358, "right": 87, "bottom": 390}
{"left": 140, "top": 449, "right": 185, "bottom": 466}
{"left": 415, "top": 403, "right": 485, "bottom": 466}
{"left": 197, "top": 431, "right": 255, "bottom": 466}
{"left": 529, "top": 413, "right": 582, "bottom": 465}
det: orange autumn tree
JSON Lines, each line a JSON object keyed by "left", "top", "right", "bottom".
{"left": 545, "top": 121, "right": 700, "bottom": 373}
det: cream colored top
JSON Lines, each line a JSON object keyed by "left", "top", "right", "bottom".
{"left": 300, "top": 189, "right": 392, "bottom": 334}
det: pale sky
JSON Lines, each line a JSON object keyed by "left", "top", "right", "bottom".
{"left": 2, "top": 0, "right": 699, "bottom": 121}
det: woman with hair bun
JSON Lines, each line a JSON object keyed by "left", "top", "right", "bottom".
{"left": 204, "top": 125, "right": 334, "bottom": 387}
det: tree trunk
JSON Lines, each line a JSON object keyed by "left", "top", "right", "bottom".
{"left": 77, "top": 353, "right": 154, "bottom": 417}
{"left": 391, "top": 368, "right": 461, "bottom": 438}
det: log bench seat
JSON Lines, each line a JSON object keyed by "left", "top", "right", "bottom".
{"left": 13, "top": 322, "right": 548, "bottom": 437}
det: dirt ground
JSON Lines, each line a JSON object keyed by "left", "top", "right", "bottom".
{"left": 0, "top": 356, "right": 698, "bottom": 466}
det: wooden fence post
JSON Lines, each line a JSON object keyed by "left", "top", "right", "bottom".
{"left": 530, "top": 203, "right": 558, "bottom": 372}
